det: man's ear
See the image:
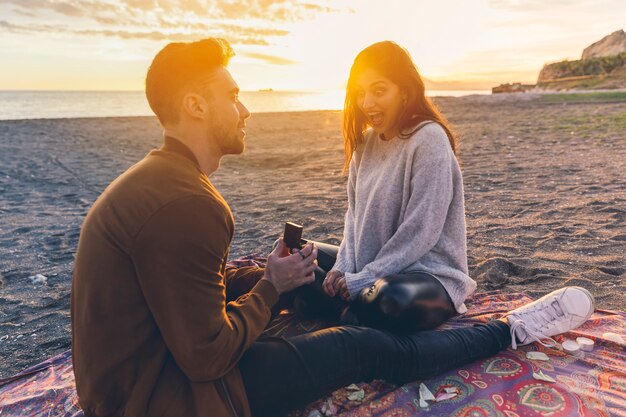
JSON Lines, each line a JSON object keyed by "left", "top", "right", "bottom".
{"left": 181, "top": 93, "right": 208, "bottom": 120}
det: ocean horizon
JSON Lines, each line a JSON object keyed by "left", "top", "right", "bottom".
{"left": 0, "top": 89, "right": 491, "bottom": 121}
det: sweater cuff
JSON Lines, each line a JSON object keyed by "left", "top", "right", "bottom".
{"left": 251, "top": 278, "right": 280, "bottom": 309}
{"left": 344, "top": 270, "right": 376, "bottom": 300}
{"left": 332, "top": 257, "right": 351, "bottom": 274}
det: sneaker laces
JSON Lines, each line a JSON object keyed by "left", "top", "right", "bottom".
{"left": 509, "top": 319, "right": 558, "bottom": 350}
{"left": 509, "top": 297, "right": 565, "bottom": 350}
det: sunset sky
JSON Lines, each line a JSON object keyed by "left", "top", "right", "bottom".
{"left": 1, "top": 0, "right": 624, "bottom": 91}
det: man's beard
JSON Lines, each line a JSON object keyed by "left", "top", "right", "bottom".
{"left": 208, "top": 116, "right": 244, "bottom": 156}
{"left": 218, "top": 130, "right": 244, "bottom": 156}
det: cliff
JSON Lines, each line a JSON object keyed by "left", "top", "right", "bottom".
{"left": 536, "top": 30, "right": 626, "bottom": 90}
{"left": 582, "top": 29, "right": 626, "bottom": 59}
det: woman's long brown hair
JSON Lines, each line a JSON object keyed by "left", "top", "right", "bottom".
{"left": 342, "top": 41, "right": 458, "bottom": 172}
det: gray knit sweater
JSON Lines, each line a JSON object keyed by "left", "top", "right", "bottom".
{"left": 333, "top": 122, "right": 476, "bottom": 313}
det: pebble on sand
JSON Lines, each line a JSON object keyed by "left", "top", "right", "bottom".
{"left": 29, "top": 274, "right": 48, "bottom": 285}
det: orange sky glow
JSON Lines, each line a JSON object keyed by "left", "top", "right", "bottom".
{"left": 1, "top": 0, "right": 624, "bottom": 91}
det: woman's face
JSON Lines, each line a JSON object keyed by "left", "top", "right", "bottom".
{"left": 354, "top": 68, "right": 405, "bottom": 140}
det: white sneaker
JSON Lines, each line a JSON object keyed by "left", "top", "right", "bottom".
{"left": 506, "top": 286, "right": 595, "bottom": 350}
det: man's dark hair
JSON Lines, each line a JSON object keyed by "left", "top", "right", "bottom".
{"left": 145, "top": 38, "right": 235, "bottom": 125}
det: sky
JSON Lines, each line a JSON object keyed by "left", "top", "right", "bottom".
{"left": 1, "top": 0, "right": 625, "bottom": 91}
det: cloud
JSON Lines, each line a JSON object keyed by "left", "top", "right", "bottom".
{"left": 0, "top": 19, "right": 64, "bottom": 33}
{"left": 0, "top": 20, "right": 276, "bottom": 46}
{"left": 76, "top": 28, "right": 202, "bottom": 42}
{"left": 0, "top": 0, "right": 337, "bottom": 22}
{"left": 239, "top": 51, "right": 297, "bottom": 65}
{"left": 0, "top": 0, "right": 119, "bottom": 17}
{"left": 0, "top": 0, "right": 338, "bottom": 51}
{"left": 203, "top": 0, "right": 338, "bottom": 21}
{"left": 76, "top": 28, "right": 272, "bottom": 45}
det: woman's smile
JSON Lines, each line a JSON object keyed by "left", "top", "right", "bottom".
{"left": 367, "top": 111, "right": 385, "bottom": 127}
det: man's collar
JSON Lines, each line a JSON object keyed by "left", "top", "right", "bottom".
{"left": 162, "top": 136, "right": 201, "bottom": 170}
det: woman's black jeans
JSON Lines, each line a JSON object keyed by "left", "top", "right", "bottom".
{"left": 239, "top": 320, "right": 511, "bottom": 416}
{"left": 289, "top": 240, "right": 456, "bottom": 334}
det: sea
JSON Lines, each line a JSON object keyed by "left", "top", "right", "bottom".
{"left": 0, "top": 90, "right": 490, "bottom": 121}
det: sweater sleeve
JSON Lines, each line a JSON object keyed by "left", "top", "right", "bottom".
{"left": 333, "top": 156, "right": 358, "bottom": 274}
{"left": 131, "top": 196, "right": 279, "bottom": 382}
{"left": 344, "top": 129, "right": 455, "bottom": 298}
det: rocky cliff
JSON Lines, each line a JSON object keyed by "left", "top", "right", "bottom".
{"left": 582, "top": 29, "right": 626, "bottom": 59}
{"left": 536, "top": 30, "right": 626, "bottom": 90}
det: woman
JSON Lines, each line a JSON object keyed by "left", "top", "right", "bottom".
{"left": 303, "top": 41, "right": 476, "bottom": 333}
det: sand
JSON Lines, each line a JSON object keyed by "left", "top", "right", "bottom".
{"left": 1, "top": 95, "right": 625, "bottom": 378}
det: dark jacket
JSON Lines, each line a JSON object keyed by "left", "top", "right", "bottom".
{"left": 71, "top": 138, "right": 278, "bottom": 417}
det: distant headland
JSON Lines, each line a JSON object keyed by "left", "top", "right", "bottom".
{"left": 493, "top": 29, "right": 626, "bottom": 93}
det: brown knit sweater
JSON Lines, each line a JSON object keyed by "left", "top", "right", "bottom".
{"left": 71, "top": 138, "right": 279, "bottom": 417}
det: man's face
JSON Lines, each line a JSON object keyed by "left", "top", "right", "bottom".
{"left": 204, "top": 67, "right": 251, "bottom": 156}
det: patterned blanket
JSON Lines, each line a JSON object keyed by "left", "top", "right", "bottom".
{"left": 1, "top": 259, "right": 624, "bottom": 416}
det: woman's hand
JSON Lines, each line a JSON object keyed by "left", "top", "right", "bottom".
{"left": 322, "top": 270, "right": 342, "bottom": 297}
{"left": 323, "top": 270, "right": 350, "bottom": 300}
{"left": 335, "top": 276, "right": 351, "bottom": 301}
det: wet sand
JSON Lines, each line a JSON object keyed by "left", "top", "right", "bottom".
{"left": 1, "top": 95, "right": 625, "bottom": 378}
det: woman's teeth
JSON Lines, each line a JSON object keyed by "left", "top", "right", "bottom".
{"left": 368, "top": 112, "right": 384, "bottom": 126}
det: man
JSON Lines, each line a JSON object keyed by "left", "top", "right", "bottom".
{"left": 71, "top": 38, "right": 594, "bottom": 417}
{"left": 72, "top": 39, "right": 317, "bottom": 417}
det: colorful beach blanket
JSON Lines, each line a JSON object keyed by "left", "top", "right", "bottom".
{"left": 1, "top": 258, "right": 625, "bottom": 416}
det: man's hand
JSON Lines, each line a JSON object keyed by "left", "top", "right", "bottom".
{"left": 262, "top": 239, "right": 317, "bottom": 294}
{"left": 323, "top": 269, "right": 349, "bottom": 299}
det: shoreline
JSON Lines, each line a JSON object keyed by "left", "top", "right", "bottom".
{"left": 4, "top": 89, "right": 626, "bottom": 122}
{"left": 3, "top": 90, "right": 626, "bottom": 121}
{"left": 0, "top": 109, "right": 343, "bottom": 123}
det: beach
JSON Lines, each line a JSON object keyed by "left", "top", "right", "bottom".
{"left": 1, "top": 94, "right": 625, "bottom": 378}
